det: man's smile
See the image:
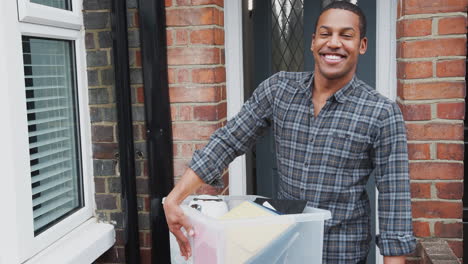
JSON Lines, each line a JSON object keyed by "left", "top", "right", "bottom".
{"left": 320, "top": 52, "right": 347, "bottom": 64}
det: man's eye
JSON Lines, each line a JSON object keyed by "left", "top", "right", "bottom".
{"left": 320, "top": 33, "right": 330, "bottom": 36}
{"left": 342, "top": 34, "right": 352, "bottom": 38}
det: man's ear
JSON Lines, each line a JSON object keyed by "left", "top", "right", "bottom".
{"left": 359, "top": 37, "right": 368, "bottom": 55}
{"left": 311, "top": 33, "right": 316, "bottom": 52}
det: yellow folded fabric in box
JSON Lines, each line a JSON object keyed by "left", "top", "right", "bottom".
{"left": 218, "top": 201, "right": 294, "bottom": 264}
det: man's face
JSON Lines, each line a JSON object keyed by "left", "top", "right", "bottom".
{"left": 311, "top": 8, "right": 367, "bottom": 81}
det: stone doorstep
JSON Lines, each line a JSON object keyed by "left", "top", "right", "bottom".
{"left": 419, "top": 239, "right": 460, "bottom": 264}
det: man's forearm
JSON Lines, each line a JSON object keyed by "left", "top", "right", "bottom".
{"left": 384, "top": 256, "right": 405, "bottom": 264}
{"left": 165, "top": 168, "right": 204, "bottom": 205}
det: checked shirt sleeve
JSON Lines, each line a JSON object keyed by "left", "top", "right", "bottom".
{"left": 373, "top": 102, "right": 416, "bottom": 256}
{"left": 189, "top": 74, "right": 278, "bottom": 187}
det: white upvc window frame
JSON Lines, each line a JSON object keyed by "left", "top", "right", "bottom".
{"left": 0, "top": 0, "right": 113, "bottom": 263}
{"left": 17, "top": 0, "right": 82, "bottom": 30}
{"left": 18, "top": 23, "right": 95, "bottom": 262}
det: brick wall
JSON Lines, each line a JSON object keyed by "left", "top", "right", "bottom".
{"left": 396, "top": 0, "right": 467, "bottom": 263}
{"left": 83, "top": 0, "right": 150, "bottom": 263}
{"left": 165, "top": 0, "right": 228, "bottom": 194}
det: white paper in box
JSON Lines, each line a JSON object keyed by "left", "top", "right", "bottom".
{"left": 169, "top": 195, "right": 332, "bottom": 264}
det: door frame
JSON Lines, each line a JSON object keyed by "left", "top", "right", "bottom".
{"left": 224, "top": 0, "right": 398, "bottom": 261}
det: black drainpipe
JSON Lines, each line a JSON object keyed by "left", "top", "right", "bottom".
{"left": 137, "top": 0, "right": 174, "bottom": 263}
{"left": 111, "top": 0, "right": 141, "bottom": 263}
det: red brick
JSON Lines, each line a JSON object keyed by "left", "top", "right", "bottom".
{"left": 136, "top": 86, "right": 144, "bottom": 103}
{"left": 92, "top": 125, "right": 114, "bottom": 142}
{"left": 408, "top": 143, "right": 431, "bottom": 160}
{"left": 92, "top": 143, "right": 119, "bottom": 159}
{"left": 410, "top": 162, "right": 463, "bottom": 180}
{"left": 174, "top": 143, "right": 193, "bottom": 159}
{"left": 94, "top": 177, "right": 106, "bottom": 193}
{"left": 169, "top": 86, "right": 221, "bottom": 103}
{"left": 166, "top": 30, "right": 173, "bottom": 46}
{"left": 165, "top": 0, "right": 172, "bottom": 7}
{"left": 135, "top": 50, "right": 142, "bottom": 67}
{"left": 176, "top": 0, "right": 190, "bottom": 5}
{"left": 192, "top": 67, "right": 225, "bottom": 83}
{"left": 437, "top": 102, "right": 465, "bottom": 119}
{"left": 140, "top": 248, "right": 151, "bottom": 264}
{"left": 434, "top": 222, "right": 463, "bottom": 238}
{"left": 167, "top": 47, "right": 220, "bottom": 65}
{"left": 134, "top": 11, "right": 140, "bottom": 27}
{"left": 173, "top": 158, "right": 189, "bottom": 176}
{"left": 192, "top": 0, "right": 224, "bottom": 6}
{"left": 397, "top": 38, "right": 466, "bottom": 58}
{"left": 397, "top": 19, "right": 432, "bottom": 38}
{"left": 406, "top": 123, "right": 463, "bottom": 140}
{"left": 436, "top": 182, "right": 463, "bottom": 199}
{"left": 193, "top": 103, "right": 227, "bottom": 121}
{"left": 167, "top": 68, "right": 176, "bottom": 84}
{"left": 170, "top": 105, "right": 177, "bottom": 120}
{"left": 438, "top": 16, "right": 467, "bottom": 35}
{"left": 166, "top": 7, "right": 218, "bottom": 26}
{"left": 436, "top": 59, "right": 466, "bottom": 77}
{"left": 397, "top": 61, "right": 433, "bottom": 79}
{"left": 397, "top": 81, "right": 465, "bottom": 100}
{"left": 413, "top": 221, "right": 431, "bottom": 237}
{"left": 179, "top": 105, "right": 192, "bottom": 121}
{"left": 190, "top": 28, "right": 215, "bottom": 45}
{"left": 446, "top": 240, "right": 463, "bottom": 258}
{"left": 399, "top": 103, "right": 431, "bottom": 121}
{"left": 214, "top": 28, "right": 224, "bottom": 45}
{"left": 175, "top": 29, "right": 189, "bottom": 45}
{"left": 437, "top": 143, "right": 464, "bottom": 160}
{"left": 218, "top": 9, "right": 224, "bottom": 26}
{"left": 172, "top": 122, "right": 220, "bottom": 140}
{"left": 410, "top": 182, "right": 432, "bottom": 199}
{"left": 139, "top": 231, "right": 152, "bottom": 247}
{"left": 176, "top": 68, "right": 190, "bottom": 83}
{"left": 402, "top": 0, "right": 468, "bottom": 15}
{"left": 412, "top": 201, "right": 462, "bottom": 218}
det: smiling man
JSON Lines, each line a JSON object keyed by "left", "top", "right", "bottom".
{"left": 164, "top": 2, "right": 416, "bottom": 263}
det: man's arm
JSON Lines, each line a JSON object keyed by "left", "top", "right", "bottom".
{"left": 163, "top": 168, "right": 204, "bottom": 260}
{"left": 373, "top": 102, "right": 416, "bottom": 258}
{"left": 163, "top": 73, "right": 280, "bottom": 259}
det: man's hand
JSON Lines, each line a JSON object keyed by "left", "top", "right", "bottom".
{"left": 383, "top": 256, "right": 406, "bottom": 264}
{"left": 163, "top": 168, "right": 204, "bottom": 260}
{"left": 164, "top": 199, "right": 194, "bottom": 260}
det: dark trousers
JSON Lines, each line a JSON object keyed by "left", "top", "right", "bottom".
{"left": 357, "top": 258, "right": 367, "bottom": 264}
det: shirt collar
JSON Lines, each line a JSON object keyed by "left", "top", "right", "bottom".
{"left": 300, "top": 72, "right": 357, "bottom": 104}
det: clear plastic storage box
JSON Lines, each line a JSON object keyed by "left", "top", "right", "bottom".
{"left": 169, "top": 195, "right": 332, "bottom": 264}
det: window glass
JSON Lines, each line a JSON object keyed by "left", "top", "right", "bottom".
{"left": 22, "top": 37, "right": 83, "bottom": 235}
{"left": 30, "top": 0, "right": 72, "bottom": 10}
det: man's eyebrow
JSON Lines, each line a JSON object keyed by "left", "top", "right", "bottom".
{"left": 319, "top": 25, "right": 356, "bottom": 32}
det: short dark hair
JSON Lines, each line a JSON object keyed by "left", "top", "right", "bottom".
{"left": 314, "top": 1, "right": 367, "bottom": 39}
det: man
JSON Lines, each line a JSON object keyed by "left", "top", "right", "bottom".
{"left": 164, "top": 2, "right": 416, "bottom": 263}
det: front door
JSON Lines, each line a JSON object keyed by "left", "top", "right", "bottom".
{"left": 242, "top": 0, "right": 377, "bottom": 262}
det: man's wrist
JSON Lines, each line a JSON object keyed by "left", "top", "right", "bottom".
{"left": 383, "top": 255, "right": 405, "bottom": 264}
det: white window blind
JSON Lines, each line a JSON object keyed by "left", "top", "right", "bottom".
{"left": 30, "top": 0, "right": 71, "bottom": 10}
{"left": 22, "top": 37, "right": 83, "bottom": 235}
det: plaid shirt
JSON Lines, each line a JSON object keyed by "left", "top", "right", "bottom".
{"left": 189, "top": 71, "right": 416, "bottom": 263}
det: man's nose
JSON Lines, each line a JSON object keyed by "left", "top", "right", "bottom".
{"left": 327, "top": 34, "right": 342, "bottom": 48}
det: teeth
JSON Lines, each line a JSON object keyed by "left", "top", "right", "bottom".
{"left": 324, "top": 54, "right": 342, "bottom": 60}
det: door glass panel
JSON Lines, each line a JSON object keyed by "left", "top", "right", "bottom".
{"left": 30, "top": 0, "right": 72, "bottom": 10}
{"left": 271, "top": 0, "right": 304, "bottom": 72}
{"left": 22, "top": 36, "right": 83, "bottom": 235}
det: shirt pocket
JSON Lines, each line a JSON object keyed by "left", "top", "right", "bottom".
{"left": 327, "top": 132, "right": 370, "bottom": 169}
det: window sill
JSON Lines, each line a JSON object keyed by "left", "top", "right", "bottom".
{"left": 25, "top": 218, "right": 115, "bottom": 264}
